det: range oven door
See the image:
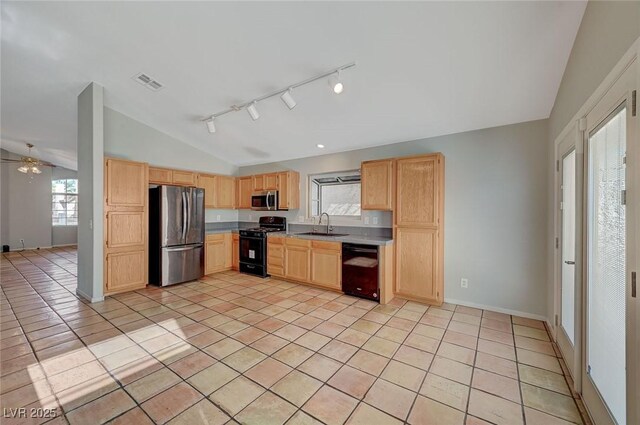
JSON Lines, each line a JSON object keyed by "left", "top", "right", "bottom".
{"left": 251, "top": 191, "right": 278, "bottom": 211}
{"left": 239, "top": 235, "right": 267, "bottom": 277}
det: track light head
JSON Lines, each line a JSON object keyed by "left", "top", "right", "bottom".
{"left": 329, "top": 71, "right": 343, "bottom": 94}
{"left": 247, "top": 102, "right": 260, "bottom": 120}
{"left": 281, "top": 89, "right": 297, "bottom": 110}
{"left": 205, "top": 117, "right": 216, "bottom": 133}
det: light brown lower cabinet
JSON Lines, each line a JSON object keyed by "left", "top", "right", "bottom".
{"left": 105, "top": 250, "right": 146, "bottom": 294}
{"left": 285, "top": 239, "right": 311, "bottom": 283}
{"left": 310, "top": 241, "right": 341, "bottom": 291}
{"left": 232, "top": 234, "right": 239, "bottom": 271}
{"left": 394, "top": 226, "right": 442, "bottom": 304}
{"left": 267, "top": 235, "right": 285, "bottom": 277}
{"left": 205, "top": 233, "right": 232, "bottom": 275}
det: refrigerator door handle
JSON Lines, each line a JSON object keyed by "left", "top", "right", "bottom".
{"left": 185, "top": 188, "right": 190, "bottom": 242}
{"left": 182, "top": 190, "right": 188, "bottom": 244}
{"left": 165, "top": 245, "right": 200, "bottom": 252}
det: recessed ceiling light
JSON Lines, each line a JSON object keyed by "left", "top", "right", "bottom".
{"left": 317, "top": 144, "right": 325, "bottom": 149}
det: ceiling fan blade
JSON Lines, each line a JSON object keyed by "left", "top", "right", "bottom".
{"left": 0, "top": 158, "right": 23, "bottom": 163}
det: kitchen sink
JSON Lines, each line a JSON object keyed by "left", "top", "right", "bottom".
{"left": 296, "top": 232, "right": 349, "bottom": 237}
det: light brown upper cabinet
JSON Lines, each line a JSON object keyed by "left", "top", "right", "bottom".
{"left": 172, "top": 170, "right": 196, "bottom": 186}
{"left": 277, "top": 171, "right": 300, "bottom": 210}
{"left": 106, "top": 158, "right": 147, "bottom": 207}
{"left": 104, "top": 158, "right": 148, "bottom": 295}
{"left": 263, "top": 173, "right": 278, "bottom": 190}
{"left": 197, "top": 174, "right": 216, "bottom": 208}
{"left": 237, "top": 177, "right": 253, "bottom": 209}
{"left": 253, "top": 174, "right": 264, "bottom": 191}
{"left": 149, "top": 166, "right": 196, "bottom": 187}
{"left": 395, "top": 154, "right": 442, "bottom": 227}
{"left": 197, "top": 174, "right": 236, "bottom": 209}
{"left": 148, "top": 167, "right": 173, "bottom": 185}
{"left": 214, "top": 175, "right": 236, "bottom": 209}
{"left": 361, "top": 159, "right": 393, "bottom": 211}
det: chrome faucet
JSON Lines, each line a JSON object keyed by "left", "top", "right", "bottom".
{"left": 319, "top": 212, "right": 330, "bottom": 234}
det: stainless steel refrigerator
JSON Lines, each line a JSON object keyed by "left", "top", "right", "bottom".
{"left": 149, "top": 186, "right": 204, "bottom": 286}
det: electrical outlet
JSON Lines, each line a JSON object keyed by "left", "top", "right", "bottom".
{"left": 364, "top": 216, "right": 370, "bottom": 225}
{"left": 299, "top": 216, "right": 304, "bottom": 223}
{"left": 461, "top": 278, "right": 469, "bottom": 288}
{"left": 372, "top": 217, "right": 379, "bottom": 225}
{"left": 216, "top": 215, "right": 221, "bottom": 221}
{"left": 249, "top": 214, "right": 253, "bottom": 221}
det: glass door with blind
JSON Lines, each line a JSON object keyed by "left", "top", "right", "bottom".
{"left": 582, "top": 60, "right": 636, "bottom": 425}
{"left": 557, "top": 145, "right": 577, "bottom": 375}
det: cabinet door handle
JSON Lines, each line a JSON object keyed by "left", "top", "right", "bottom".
{"left": 564, "top": 260, "right": 575, "bottom": 265}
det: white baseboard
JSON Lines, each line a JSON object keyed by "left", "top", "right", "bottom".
{"left": 76, "top": 288, "right": 104, "bottom": 303}
{"left": 444, "top": 297, "right": 547, "bottom": 322}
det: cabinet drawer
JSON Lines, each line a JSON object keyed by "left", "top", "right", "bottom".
{"left": 267, "top": 255, "right": 284, "bottom": 267}
{"left": 206, "top": 233, "right": 226, "bottom": 242}
{"left": 268, "top": 235, "right": 284, "bottom": 245}
{"left": 311, "top": 240, "right": 341, "bottom": 251}
{"left": 285, "top": 238, "right": 311, "bottom": 248}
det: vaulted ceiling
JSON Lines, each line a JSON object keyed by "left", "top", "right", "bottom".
{"left": 1, "top": 1, "right": 586, "bottom": 168}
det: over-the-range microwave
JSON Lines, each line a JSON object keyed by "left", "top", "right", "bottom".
{"left": 251, "top": 191, "right": 279, "bottom": 210}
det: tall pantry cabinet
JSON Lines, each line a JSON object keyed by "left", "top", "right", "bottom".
{"left": 103, "top": 158, "right": 149, "bottom": 295}
{"left": 394, "top": 154, "right": 445, "bottom": 305}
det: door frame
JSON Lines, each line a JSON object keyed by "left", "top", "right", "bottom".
{"left": 554, "top": 130, "right": 582, "bottom": 388}
{"left": 552, "top": 37, "right": 639, "bottom": 425}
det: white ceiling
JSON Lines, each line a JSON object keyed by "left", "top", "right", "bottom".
{"left": 1, "top": 1, "right": 586, "bottom": 169}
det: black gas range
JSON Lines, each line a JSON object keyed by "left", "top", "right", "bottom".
{"left": 239, "top": 216, "right": 286, "bottom": 277}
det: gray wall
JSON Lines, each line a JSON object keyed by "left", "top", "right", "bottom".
{"left": 546, "top": 1, "right": 640, "bottom": 325}
{"left": 240, "top": 119, "right": 550, "bottom": 317}
{"left": 549, "top": 0, "right": 640, "bottom": 141}
{"left": 0, "top": 148, "right": 78, "bottom": 249}
{"left": 103, "top": 107, "right": 237, "bottom": 176}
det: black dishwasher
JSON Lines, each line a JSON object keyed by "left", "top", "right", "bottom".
{"left": 342, "top": 243, "right": 379, "bottom": 301}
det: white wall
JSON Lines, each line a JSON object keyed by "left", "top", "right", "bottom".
{"left": 0, "top": 148, "right": 78, "bottom": 249}
{"left": 546, "top": 1, "right": 640, "bottom": 327}
{"left": 240, "top": 119, "right": 549, "bottom": 318}
{"left": 103, "top": 107, "right": 237, "bottom": 176}
{"left": 0, "top": 149, "right": 53, "bottom": 249}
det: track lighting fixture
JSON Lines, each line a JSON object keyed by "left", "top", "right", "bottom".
{"left": 328, "top": 71, "right": 343, "bottom": 94}
{"left": 201, "top": 62, "right": 355, "bottom": 132}
{"left": 247, "top": 102, "right": 260, "bottom": 121}
{"left": 281, "top": 89, "right": 297, "bottom": 110}
{"left": 205, "top": 117, "right": 216, "bottom": 133}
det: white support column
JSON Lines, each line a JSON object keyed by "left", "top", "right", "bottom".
{"left": 77, "top": 82, "right": 104, "bottom": 302}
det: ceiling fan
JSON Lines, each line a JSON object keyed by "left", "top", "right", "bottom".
{"left": 0, "top": 143, "right": 56, "bottom": 174}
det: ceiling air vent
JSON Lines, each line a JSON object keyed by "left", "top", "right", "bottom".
{"left": 132, "top": 73, "right": 164, "bottom": 91}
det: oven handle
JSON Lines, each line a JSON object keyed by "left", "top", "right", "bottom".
{"left": 345, "top": 247, "right": 378, "bottom": 254}
{"left": 240, "top": 235, "right": 266, "bottom": 241}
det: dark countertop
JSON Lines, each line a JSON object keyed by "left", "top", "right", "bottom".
{"left": 268, "top": 232, "right": 393, "bottom": 246}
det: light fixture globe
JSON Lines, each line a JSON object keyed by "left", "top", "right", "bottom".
{"left": 329, "top": 72, "right": 343, "bottom": 94}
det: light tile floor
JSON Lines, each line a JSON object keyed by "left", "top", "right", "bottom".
{"left": 1, "top": 247, "right": 591, "bottom": 425}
